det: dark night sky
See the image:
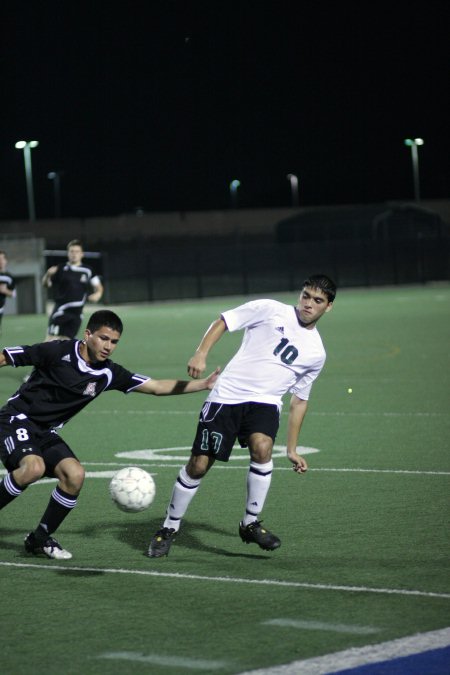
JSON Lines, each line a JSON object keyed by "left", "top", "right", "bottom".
{"left": 1, "top": 1, "right": 449, "bottom": 220}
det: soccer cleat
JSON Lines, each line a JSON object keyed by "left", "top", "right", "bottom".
{"left": 239, "top": 520, "right": 281, "bottom": 551}
{"left": 147, "top": 527, "right": 176, "bottom": 558}
{"left": 24, "top": 532, "right": 73, "bottom": 560}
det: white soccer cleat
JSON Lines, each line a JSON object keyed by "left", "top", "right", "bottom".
{"left": 24, "top": 532, "right": 73, "bottom": 560}
{"left": 43, "top": 538, "right": 73, "bottom": 560}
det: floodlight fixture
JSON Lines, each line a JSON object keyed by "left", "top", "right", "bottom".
{"left": 229, "top": 179, "right": 241, "bottom": 208}
{"left": 15, "top": 140, "right": 39, "bottom": 220}
{"left": 403, "top": 138, "right": 424, "bottom": 201}
{"left": 286, "top": 173, "right": 299, "bottom": 206}
{"left": 47, "top": 170, "right": 63, "bottom": 218}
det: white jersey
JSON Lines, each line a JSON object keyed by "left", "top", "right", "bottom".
{"left": 207, "top": 299, "right": 326, "bottom": 409}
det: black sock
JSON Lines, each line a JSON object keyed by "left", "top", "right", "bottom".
{"left": 34, "top": 486, "right": 78, "bottom": 540}
{"left": 0, "top": 473, "right": 26, "bottom": 509}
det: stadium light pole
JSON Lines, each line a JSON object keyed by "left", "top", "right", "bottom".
{"left": 47, "top": 171, "right": 63, "bottom": 218}
{"left": 404, "top": 138, "right": 424, "bottom": 201}
{"left": 229, "top": 179, "right": 241, "bottom": 208}
{"left": 286, "top": 173, "right": 299, "bottom": 206}
{"left": 15, "top": 140, "right": 39, "bottom": 221}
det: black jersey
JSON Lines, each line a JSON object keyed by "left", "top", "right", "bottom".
{"left": 0, "top": 270, "right": 15, "bottom": 312}
{"left": 50, "top": 263, "right": 100, "bottom": 316}
{"left": 2, "top": 340, "right": 149, "bottom": 430}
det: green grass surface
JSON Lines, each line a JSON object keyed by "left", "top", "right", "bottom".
{"left": 0, "top": 284, "right": 449, "bottom": 674}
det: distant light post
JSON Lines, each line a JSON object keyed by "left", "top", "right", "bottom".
{"left": 15, "top": 140, "right": 39, "bottom": 221}
{"left": 229, "top": 179, "right": 241, "bottom": 208}
{"left": 286, "top": 173, "right": 299, "bottom": 206}
{"left": 404, "top": 138, "right": 424, "bottom": 201}
{"left": 47, "top": 171, "right": 63, "bottom": 218}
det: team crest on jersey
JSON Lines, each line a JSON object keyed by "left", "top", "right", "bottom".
{"left": 81, "top": 274, "right": 88, "bottom": 283}
{"left": 83, "top": 382, "right": 97, "bottom": 397}
{"left": 276, "top": 326, "right": 285, "bottom": 334}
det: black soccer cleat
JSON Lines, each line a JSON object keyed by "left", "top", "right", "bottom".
{"left": 147, "top": 527, "right": 176, "bottom": 558}
{"left": 239, "top": 520, "right": 281, "bottom": 551}
{"left": 24, "top": 532, "right": 72, "bottom": 560}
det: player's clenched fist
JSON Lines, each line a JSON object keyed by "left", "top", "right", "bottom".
{"left": 187, "top": 352, "right": 207, "bottom": 378}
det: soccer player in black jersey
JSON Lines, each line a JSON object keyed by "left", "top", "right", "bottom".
{"left": 0, "top": 250, "right": 16, "bottom": 335}
{"left": 42, "top": 239, "right": 104, "bottom": 341}
{"left": 0, "top": 310, "right": 219, "bottom": 560}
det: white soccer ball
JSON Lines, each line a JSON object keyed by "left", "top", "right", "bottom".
{"left": 109, "top": 466, "right": 156, "bottom": 513}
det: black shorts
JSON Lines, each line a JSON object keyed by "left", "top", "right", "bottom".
{"left": 192, "top": 401, "right": 280, "bottom": 462}
{"left": 48, "top": 311, "right": 82, "bottom": 339}
{"left": 0, "top": 412, "right": 78, "bottom": 476}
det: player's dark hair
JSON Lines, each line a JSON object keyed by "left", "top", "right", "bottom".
{"left": 67, "top": 239, "right": 83, "bottom": 250}
{"left": 86, "top": 310, "right": 123, "bottom": 335}
{"left": 302, "top": 274, "right": 337, "bottom": 302}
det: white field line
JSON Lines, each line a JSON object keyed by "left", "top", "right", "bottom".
{"left": 237, "top": 626, "right": 450, "bottom": 675}
{"left": 92, "top": 465, "right": 450, "bottom": 476}
{"left": 85, "top": 409, "right": 448, "bottom": 417}
{"left": 97, "top": 651, "right": 229, "bottom": 670}
{"left": 310, "top": 467, "right": 450, "bottom": 475}
{"left": 2, "top": 465, "right": 449, "bottom": 478}
{"left": 262, "top": 619, "right": 380, "bottom": 635}
{"left": 0, "top": 561, "right": 449, "bottom": 599}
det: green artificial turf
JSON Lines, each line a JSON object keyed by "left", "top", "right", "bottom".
{"left": 0, "top": 284, "right": 449, "bottom": 674}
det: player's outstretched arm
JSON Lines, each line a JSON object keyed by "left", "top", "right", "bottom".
{"left": 42, "top": 266, "right": 58, "bottom": 287}
{"left": 87, "top": 280, "right": 104, "bottom": 303}
{"left": 286, "top": 394, "right": 309, "bottom": 474}
{"left": 187, "top": 318, "right": 227, "bottom": 378}
{"left": 135, "top": 367, "right": 221, "bottom": 396}
{"left": 0, "top": 283, "right": 14, "bottom": 297}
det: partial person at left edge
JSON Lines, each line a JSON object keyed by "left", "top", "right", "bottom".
{"left": 0, "top": 250, "right": 17, "bottom": 335}
{"left": 42, "top": 239, "right": 104, "bottom": 342}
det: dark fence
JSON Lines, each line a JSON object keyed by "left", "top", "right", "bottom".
{"left": 41, "top": 202, "right": 449, "bottom": 304}
{"left": 101, "top": 234, "right": 449, "bottom": 304}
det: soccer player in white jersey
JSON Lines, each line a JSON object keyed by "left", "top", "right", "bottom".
{"left": 148, "top": 274, "right": 336, "bottom": 557}
{"left": 42, "top": 239, "right": 104, "bottom": 341}
{"left": 0, "top": 310, "right": 219, "bottom": 560}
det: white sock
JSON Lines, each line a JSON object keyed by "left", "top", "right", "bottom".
{"left": 163, "top": 466, "right": 201, "bottom": 532}
{"left": 242, "top": 460, "right": 273, "bottom": 526}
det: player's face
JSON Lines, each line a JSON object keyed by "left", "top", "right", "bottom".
{"left": 0, "top": 254, "right": 6, "bottom": 271}
{"left": 83, "top": 326, "right": 121, "bottom": 363}
{"left": 297, "top": 286, "right": 332, "bottom": 327}
{"left": 67, "top": 245, "right": 83, "bottom": 265}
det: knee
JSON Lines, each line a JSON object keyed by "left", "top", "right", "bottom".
{"left": 57, "top": 462, "right": 85, "bottom": 494}
{"left": 249, "top": 436, "right": 273, "bottom": 463}
{"left": 66, "top": 463, "right": 85, "bottom": 492}
{"left": 186, "top": 455, "right": 210, "bottom": 479}
{"left": 16, "top": 456, "right": 46, "bottom": 485}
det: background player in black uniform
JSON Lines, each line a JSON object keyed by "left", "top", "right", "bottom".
{"left": 42, "top": 239, "right": 104, "bottom": 341}
{"left": 0, "top": 250, "right": 16, "bottom": 335}
{"left": 0, "top": 310, "right": 220, "bottom": 560}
